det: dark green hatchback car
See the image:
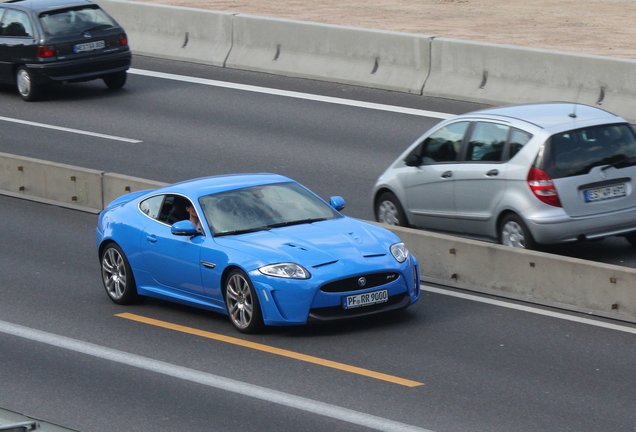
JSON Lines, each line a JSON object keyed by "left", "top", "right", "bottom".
{"left": 0, "top": 0, "right": 131, "bottom": 100}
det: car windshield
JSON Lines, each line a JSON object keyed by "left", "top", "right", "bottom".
{"left": 39, "top": 5, "right": 117, "bottom": 36}
{"left": 540, "top": 123, "right": 636, "bottom": 179}
{"left": 199, "top": 182, "right": 342, "bottom": 236}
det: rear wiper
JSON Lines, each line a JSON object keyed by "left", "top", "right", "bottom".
{"left": 83, "top": 24, "right": 113, "bottom": 33}
{"left": 602, "top": 155, "right": 636, "bottom": 171}
{"left": 267, "top": 218, "right": 328, "bottom": 228}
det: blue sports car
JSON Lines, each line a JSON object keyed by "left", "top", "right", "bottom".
{"left": 96, "top": 174, "right": 420, "bottom": 333}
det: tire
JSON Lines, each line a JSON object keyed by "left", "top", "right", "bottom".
{"left": 224, "top": 269, "right": 263, "bottom": 334}
{"left": 16, "top": 66, "right": 41, "bottom": 102}
{"left": 100, "top": 243, "right": 139, "bottom": 304}
{"left": 499, "top": 214, "right": 536, "bottom": 249}
{"left": 103, "top": 71, "right": 127, "bottom": 89}
{"left": 375, "top": 192, "right": 408, "bottom": 227}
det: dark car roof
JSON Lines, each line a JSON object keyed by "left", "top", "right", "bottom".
{"left": 1, "top": 0, "right": 98, "bottom": 13}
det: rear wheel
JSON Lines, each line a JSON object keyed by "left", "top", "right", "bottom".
{"left": 224, "top": 269, "right": 263, "bottom": 334}
{"left": 100, "top": 243, "right": 139, "bottom": 304}
{"left": 16, "top": 66, "right": 40, "bottom": 101}
{"left": 103, "top": 71, "right": 127, "bottom": 89}
{"left": 375, "top": 192, "right": 408, "bottom": 227}
{"left": 499, "top": 214, "right": 535, "bottom": 249}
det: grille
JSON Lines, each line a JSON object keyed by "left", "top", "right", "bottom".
{"left": 320, "top": 271, "right": 401, "bottom": 293}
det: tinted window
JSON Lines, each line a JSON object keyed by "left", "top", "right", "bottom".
{"left": 509, "top": 128, "right": 532, "bottom": 159}
{"left": 39, "top": 6, "right": 116, "bottom": 36}
{"left": 466, "top": 122, "right": 509, "bottom": 162}
{"left": 411, "top": 121, "right": 469, "bottom": 163}
{"left": 541, "top": 123, "right": 636, "bottom": 178}
{"left": 0, "top": 10, "right": 33, "bottom": 37}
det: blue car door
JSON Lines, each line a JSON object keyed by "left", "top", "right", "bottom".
{"left": 141, "top": 221, "right": 206, "bottom": 295}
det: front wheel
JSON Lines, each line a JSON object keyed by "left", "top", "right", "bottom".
{"left": 100, "top": 243, "right": 139, "bottom": 304}
{"left": 16, "top": 66, "right": 41, "bottom": 101}
{"left": 224, "top": 269, "right": 263, "bottom": 334}
{"left": 103, "top": 71, "right": 127, "bottom": 89}
{"left": 375, "top": 192, "right": 408, "bottom": 227}
{"left": 499, "top": 214, "right": 535, "bottom": 249}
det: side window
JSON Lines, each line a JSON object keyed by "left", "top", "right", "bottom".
{"left": 509, "top": 128, "right": 533, "bottom": 159}
{"left": 0, "top": 10, "right": 33, "bottom": 37}
{"left": 139, "top": 195, "right": 165, "bottom": 220}
{"left": 157, "top": 195, "right": 194, "bottom": 225}
{"left": 409, "top": 121, "right": 469, "bottom": 164}
{"left": 466, "top": 122, "right": 509, "bottom": 162}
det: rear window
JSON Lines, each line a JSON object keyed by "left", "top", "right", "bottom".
{"left": 539, "top": 123, "right": 636, "bottom": 179}
{"left": 39, "top": 6, "right": 116, "bottom": 36}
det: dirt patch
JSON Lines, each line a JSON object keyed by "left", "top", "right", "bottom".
{"left": 133, "top": 0, "right": 636, "bottom": 59}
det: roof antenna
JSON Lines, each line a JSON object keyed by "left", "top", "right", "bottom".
{"left": 569, "top": 103, "right": 577, "bottom": 118}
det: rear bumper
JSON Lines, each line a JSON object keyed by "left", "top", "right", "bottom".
{"left": 526, "top": 206, "right": 636, "bottom": 243}
{"left": 26, "top": 49, "right": 131, "bottom": 83}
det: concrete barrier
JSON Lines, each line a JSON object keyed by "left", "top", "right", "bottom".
{"left": 424, "top": 38, "right": 636, "bottom": 122}
{"left": 1, "top": 153, "right": 635, "bottom": 323}
{"left": 96, "top": 0, "right": 234, "bottom": 66}
{"left": 225, "top": 14, "right": 433, "bottom": 94}
{"left": 102, "top": 173, "right": 167, "bottom": 208}
{"left": 388, "top": 224, "right": 636, "bottom": 324}
{"left": 0, "top": 152, "right": 103, "bottom": 212}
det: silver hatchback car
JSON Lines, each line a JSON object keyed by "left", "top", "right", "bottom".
{"left": 373, "top": 102, "right": 636, "bottom": 249}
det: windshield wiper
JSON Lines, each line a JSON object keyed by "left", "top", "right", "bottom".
{"left": 266, "top": 218, "right": 328, "bottom": 228}
{"left": 601, "top": 155, "right": 636, "bottom": 171}
{"left": 214, "top": 226, "right": 271, "bottom": 237}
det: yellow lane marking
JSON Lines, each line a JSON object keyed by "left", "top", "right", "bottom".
{"left": 116, "top": 312, "right": 424, "bottom": 387}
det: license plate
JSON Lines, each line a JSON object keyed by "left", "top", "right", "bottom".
{"left": 343, "top": 289, "right": 388, "bottom": 309}
{"left": 74, "top": 40, "right": 105, "bottom": 53}
{"left": 584, "top": 184, "right": 627, "bottom": 202}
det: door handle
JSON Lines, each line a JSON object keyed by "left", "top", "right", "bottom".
{"left": 486, "top": 169, "right": 499, "bottom": 177}
{"left": 441, "top": 171, "right": 453, "bottom": 179}
{"left": 146, "top": 235, "right": 157, "bottom": 243}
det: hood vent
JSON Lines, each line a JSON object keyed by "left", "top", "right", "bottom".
{"left": 312, "top": 260, "right": 338, "bottom": 268}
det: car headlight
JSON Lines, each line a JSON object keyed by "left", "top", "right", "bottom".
{"left": 390, "top": 242, "right": 409, "bottom": 263}
{"left": 259, "top": 263, "right": 311, "bottom": 279}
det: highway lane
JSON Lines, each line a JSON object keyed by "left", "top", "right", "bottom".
{"left": 1, "top": 56, "right": 636, "bottom": 266}
{"left": 1, "top": 195, "right": 636, "bottom": 432}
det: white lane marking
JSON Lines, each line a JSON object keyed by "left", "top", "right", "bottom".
{"left": 0, "top": 320, "right": 433, "bottom": 432}
{"left": 130, "top": 68, "right": 454, "bottom": 120}
{"left": 424, "top": 285, "right": 636, "bottom": 335}
{"left": 0, "top": 116, "right": 142, "bottom": 143}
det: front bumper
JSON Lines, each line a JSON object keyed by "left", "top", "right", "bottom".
{"left": 251, "top": 256, "right": 420, "bottom": 326}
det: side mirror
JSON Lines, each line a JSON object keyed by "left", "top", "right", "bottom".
{"left": 171, "top": 220, "right": 199, "bottom": 236}
{"left": 404, "top": 154, "right": 422, "bottom": 167}
{"left": 329, "top": 196, "right": 346, "bottom": 211}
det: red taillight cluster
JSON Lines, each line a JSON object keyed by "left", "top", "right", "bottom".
{"left": 36, "top": 45, "right": 56, "bottom": 58}
{"left": 119, "top": 33, "right": 128, "bottom": 47}
{"left": 527, "top": 167, "right": 562, "bottom": 207}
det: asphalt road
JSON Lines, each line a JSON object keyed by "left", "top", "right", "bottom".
{"left": 2, "top": 56, "right": 636, "bottom": 266}
{"left": 1, "top": 56, "right": 636, "bottom": 431}
{"left": 1, "top": 195, "right": 635, "bottom": 432}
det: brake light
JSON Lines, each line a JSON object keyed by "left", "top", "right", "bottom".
{"left": 36, "top": 45, "right": 56, "bottom": 58}
{"left": 527, "top": 167, "right": 562, "bottom": 207}
{"left": 119, "top": 33, "right": 128, "bottom": 47}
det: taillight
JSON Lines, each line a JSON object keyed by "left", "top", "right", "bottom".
{"left": 527, "top": 167, "right": 562, "bottom": 207}
{"left": 119, "top": 33, "right": 128, "bottom": 47}
{"left": 36, "top": 45, "right": 56, "bottom": 58}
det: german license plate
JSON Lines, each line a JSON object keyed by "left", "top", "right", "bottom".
{"left": 74, "top": 40, "right": 105, "bottom": 53}
{"left": 343, "top": 289, "right": 388, "bottom": 309}
{"left": 583, "top": 184, "right": 627, "bottom": 202}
